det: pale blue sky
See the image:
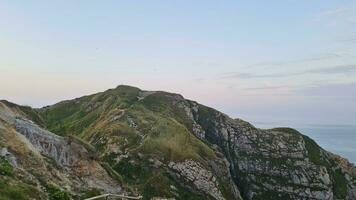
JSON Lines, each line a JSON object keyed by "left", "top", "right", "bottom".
{"left": 1, "top": 1, "right": 356, "bottom": 126}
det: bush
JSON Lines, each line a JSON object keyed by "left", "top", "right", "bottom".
{"left": 0, "top": 157, "right": 13, "bottom": 176}
{"left": 46, "top": 184, "right": 71, "bottom": 200}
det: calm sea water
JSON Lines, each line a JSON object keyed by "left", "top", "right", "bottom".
{"left": 253, "top": 122, "right": 356, "bottom": 164}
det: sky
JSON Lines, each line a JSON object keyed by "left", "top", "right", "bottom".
{"left": 1, "top": 1, "right": 356, "bottom": 127}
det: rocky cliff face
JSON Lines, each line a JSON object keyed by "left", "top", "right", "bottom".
{"left": 0, "top": 101, "right": 121, "bottom": 199}
{"left": 1, "top": 85, "right": 355, "bottom": 200}
{"left": 191, "top": 105, "right": 354, "bottom": 199}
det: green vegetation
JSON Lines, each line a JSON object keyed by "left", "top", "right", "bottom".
{"left": 113, "top": 157, "right": 208, "bottom": 200}
{"left": 138, "top": 116, "right": 215, "bottom": 162}
{"left": 101, "top": 162, "right": 124, "bottom": 184}
{"left": 68, "top": 135, "right": 97, "bottom": 157}
{"left": 270, "top": 127, "right": 301, "bottom": 135}
{"left": 302, "top": 135, "right": 347, "bottom": 198}
{"left": 41, "top": 85, "right": 141, "bottom": 136}
{"left": 113, "top": 157, "right": 170, "bottom": 200}
{"left": 332, "top": 168, "right": 348, "bottom": 199}
{"left": 251, "top": 190, "right": 291, "bottom": 200}
{"left": 33, "top": 86, "right": 229, "bottom": 199}
{"left": 39, "top": 86, "right": 215, "bottom": 163}
{"left": 272, "top": 128, "right": 349, "bottom": 199}
{"left": 141, "top": 172, "right": 173, "bottom": 199}
{"left": 302, "top": 135, "right": 328, "bottom": 166}
{"left": 140, "top": 92, "right": 195, "bottom": 129}
{"left": 113, "top": 157, "right": 151, "bottom": 183}
{"left": 80, "top": 188, "right": 102, "bottom": 200}
{"left": 45, "top": 183, "right": 71, "bottom": 200}
{"left": 0, "top": 157, "right": 13, "bottom": 176}
{"left": 24, "top": 85, "right": 353, "bottom": 200}
{"left": 0, "top": 100, "right": 45, "bottom": 127}
{"left": 42, "top": 100, "right": 85, "bottom": 135}
{"left": 0, "top": 177, "right": 40, "bottom": 200}
{"left": 299, "top": 134, "right": 347, "bottom": 199}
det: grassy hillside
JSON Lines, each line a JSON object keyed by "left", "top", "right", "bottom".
{"left": 38, "top": 85, "right": 228, "bottom": 199}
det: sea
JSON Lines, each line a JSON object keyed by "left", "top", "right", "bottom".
{"left": 253, "top": 122, "right": 356, "bottom": 165}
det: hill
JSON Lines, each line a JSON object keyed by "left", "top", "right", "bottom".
{"left": 0, "top": 85, "right": 355, "bottom": 200}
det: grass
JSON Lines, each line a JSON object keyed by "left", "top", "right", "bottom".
{"left": 41, "top": 85, "right": 141, "bottom": 136}
{"left": 22, "top": 84, "right": 354, "bottom": 200}
{"left": 0, "top": 177, "right": 41, "bottom": 200}
{"left": 270, "top": 127, "right": 301, "bottom": 135}
{"left": 141, "top": 172, "right": 174, "bottom": 200}
{"left": 113, "top": 157, "right": 208, "bottom": 200}
{"left": 0, "top": 157, "right": 13, "bottom": 176}
{"left": 0, "top": 100, "right": 45, "bottom": 127}
{"left": 332, "top": 168, "right": 348, "bottom": 199}
{"left": 80, "top": 188, "right": 102, "bottom": 200}
{"left": 45, "top": 183, "right": 71, "bottom": 200}
{"left": 101, "top": 162, "right": 124, "bottom": 184}
{"left": 40, "top": 86, "right": 216, "bottom": 164}
{"left": 139, "top": 92, "right": 196, "bottom": 130}
{"left": 137, "top": 116, "right": 215, "bottom": 162}
{"left": 113, "top": 157, "right": 151, "bottom": 183}
{"left": 35, "top": 86, "right": 227, "bottom": 199}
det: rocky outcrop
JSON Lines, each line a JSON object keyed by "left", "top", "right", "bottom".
{"left": 13, "top": 118, "right": 121, "bottom": 193}
{"left": 0, "top": 102, "right": 122, "bottom": 195}
{"left": 190, "top": 104, "right": 356, "bottom": 200}
{"left": 14, "top": 118, "right": 90, "bottom": 167}
{"left": 0, "top": 147, "right": 17, "bottom": 167}
{"left": 168, "top": 160, "right": 225, "bottom": 200}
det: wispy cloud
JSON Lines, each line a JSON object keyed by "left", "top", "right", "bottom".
{"left": 312, "top": 4, "right": 356, "bottom": 25}
{"left": 221, "top": 64, "right": 356, "bottom": 79}
{"left": 221, "top": 72, "right": 290, "bottom": 79}
{"left": 241, "top": 84, "right": 306, "bottom": 91}
{"left": 308, "top": 64, "right": 356, "bottom": 74}
{"left": 245, "top": 52, "right": 343, "bottom": 69}
{"left": 242, "top": 85, "right": 287, "bottom": 91}
{"left": 313, "top": 7, "right": 350, "bottom": 21}
{"left": 297, "top": 82, "right": 356, "bottom": 97}
{"left": 335, "top": 35, "right": 356, "bottom": 43}
{"left": 238, "top": 81, "right": 356, "bottom": 99}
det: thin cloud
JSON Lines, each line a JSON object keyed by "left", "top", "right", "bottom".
{"left": 220, "top": 72, "right": 294, "bottom": 79}
{"left": 308, "top": 64, "right": 356, "bottom": 74}
{"left": 239, "top": 81, "right": 356, "bottom": 98}
{"left": 313, "top": 7, "right": 349, "bottom": 21}
{"left": 245, "top": 52, "right": 342, "bottom": 69}
{"left": 241, "top": 84, "right": 306, "bottom": 91}
{"left": 335, "top": 35, "right": 356, "bottom": 43}
{"left": 312, "top": 4, "right": 356, "bottom": 25}
{"left": 221, "top": 64, "right": 356, "bottom": 79}
{"left": 297, "top": 82, "right": 356, "bottom": 97}
{"left": 242, "top": 85, "right": 287, "bottom": 91}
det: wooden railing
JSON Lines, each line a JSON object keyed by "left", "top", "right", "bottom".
{"left": 84, "top": 193, "right": 143, "bottom": 200}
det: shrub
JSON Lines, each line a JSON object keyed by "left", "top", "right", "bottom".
{"left": 45, "top": 184, "right": 71, "bottom": 200}
{"left": 0, "top": 157, "right": 13, "bottom": 176}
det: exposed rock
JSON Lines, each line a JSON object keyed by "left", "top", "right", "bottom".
{"left": 0, "top": 147, "right": 17, "bottom": 167}
{"left": 0, "top": 104, "right": 122, "bottom": 196}
{"left": 190, "top": 104, "right": 355, "bottom": 200}
{"left": 169, "top": 160, "right": 225, "bottom": 200}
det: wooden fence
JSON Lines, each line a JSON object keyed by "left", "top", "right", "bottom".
{"left": 84, "top": 193, "right": 143, "bottom": 200}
